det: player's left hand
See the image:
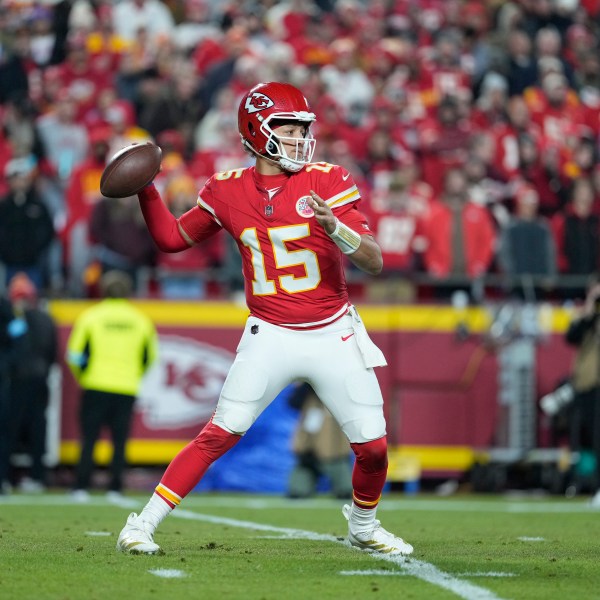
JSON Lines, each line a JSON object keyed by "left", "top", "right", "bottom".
{"left": 309, "top": 190, "right": 336, "bottom": 234}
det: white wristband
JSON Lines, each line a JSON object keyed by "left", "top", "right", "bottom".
{"left": 328, "top": 218, "right": 361, "bottom": 255}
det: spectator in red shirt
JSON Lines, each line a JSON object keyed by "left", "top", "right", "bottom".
{"left": 419, "top": 29, "right": 472, "bottom": 111}
{"left": 52, "top": 34, "right": 114, "bottom": 120}
{"left": 418, "top": 94, "right": 472, "bottom": 195}
{"left": 419, "top": 167, "right": 496, "bottom": 282}
{"left": 367, "top": 165, "right": 432, "bottom": 275}
{"left": 525, "top": 68, "right": 585, "bottom": 154}
{"left": 283, "top": 11, "right": 335, "bottom": 68}
{"left": 491, "top": 95, "right": 542, "bottom": 182}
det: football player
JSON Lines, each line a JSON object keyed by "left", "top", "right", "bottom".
{"left": 117, "top": 81, "right": 414, "bottom": 556}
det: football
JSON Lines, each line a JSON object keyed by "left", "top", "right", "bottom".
{"left": 100, "top": 141, "right": 162, "bottom": 198}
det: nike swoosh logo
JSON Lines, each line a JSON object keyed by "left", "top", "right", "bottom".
{"left": 341, "top": 333, "right": 355, "bottom": 341}
{"left": 342, "top": 172, "right": 350, "bottom": 181}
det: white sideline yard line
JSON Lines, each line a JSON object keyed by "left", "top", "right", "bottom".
{"left": 148, "top": 568, "right": 187, "bottom": 579}
{"left": 0, "top": 493, "right": 595, "bottom": 514}
{"left": 340, "top": 569, "right": 409, "bottom": 576}
{"left": 173, "top": 508, "right": 507, "bottom": 600}
{"left": 339, "top": 570, "right": 516, "bottom": 578}
{"left": 179, "top": 495, "right": 595, "bottom": 514}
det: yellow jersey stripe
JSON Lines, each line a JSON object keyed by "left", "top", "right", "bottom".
{"left": 326, "top": 186, "right": 360, "bottom": 208}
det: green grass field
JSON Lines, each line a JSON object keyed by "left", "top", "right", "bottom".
{"left": 1, "top": 492, "right": 599, "bottom": 600}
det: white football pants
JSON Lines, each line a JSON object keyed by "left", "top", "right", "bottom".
{"left": 212, "top": 309, "right": 387, "bottom": 443}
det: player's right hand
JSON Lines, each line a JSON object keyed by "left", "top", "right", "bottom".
{"left": 309, "top": 190, "right": 336, "bottom": 234}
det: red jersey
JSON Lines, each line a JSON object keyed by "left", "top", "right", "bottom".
{"left": 179, "top": 163, "right": 372, "bottom": 327}
{"left": 419, "top": 199, "right": 496, "bottom": 277}
{"left": 366, "top": 181, "right": 433, "bottom": 271}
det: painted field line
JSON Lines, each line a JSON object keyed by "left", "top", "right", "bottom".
{"left": 339, "top": 570, "right": 516, "bottom": 578}
{"left": 0, "top": 494, "right": 593, "bottom": 514}
{"left": 457, "top": 573, "right": 517, "bottom": 578}
{"left": 340, "top": 569, "right": 408, "bottom": 576}
{"left": 180, "top": 496, "right": 593, "bottom": 514}
{"left": 173, "top": 508, "right": 507, "bottom": 600}
{"left": 148, "top": 568, "right": 187, "bottom": 579}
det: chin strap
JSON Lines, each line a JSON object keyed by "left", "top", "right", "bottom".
{"left": 278, "top": 157, "right": 304, "bottom": 172}
{"left": 242, "top": 139, "right": 305, "bottom": 173}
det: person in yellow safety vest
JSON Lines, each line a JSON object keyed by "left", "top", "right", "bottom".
{"left": 66, "top": 270, "right": 158, "bottom": 502}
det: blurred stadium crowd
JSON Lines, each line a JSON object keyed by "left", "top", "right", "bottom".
{"left": 2, "top": 0, "right": 600, "bottom": 302}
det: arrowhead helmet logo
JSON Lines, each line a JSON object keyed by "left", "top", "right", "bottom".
{"left": 245, "top": 92, "right": 275, "bottom": 114}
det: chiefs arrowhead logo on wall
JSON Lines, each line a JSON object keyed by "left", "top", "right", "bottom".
{"left": 137, "top": 335, "right": 235, "bottom": 429}
{"left": 245, "top": 92, "right": 274, "bottom": 114}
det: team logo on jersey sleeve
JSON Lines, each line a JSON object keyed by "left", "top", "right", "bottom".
{"left": 245, "top": 93, "right": 274, "bottom": 114}
{"left": 296, "top": 195, "right": 314, "bottom": 218}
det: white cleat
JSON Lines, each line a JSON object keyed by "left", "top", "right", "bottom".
{"left": 116, "top": 512, "right": 161, "bottom": 555}
{"left": 342, "top": 504, "right": 413, "bottom": 556}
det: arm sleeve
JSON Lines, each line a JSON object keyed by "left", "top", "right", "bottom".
{"left": 336, "top": 204, "right": 373, "bottom": 236}
{"left": 138, "top": 185, "right": 192, "bottom": 252}
{"left": 178, "top": 203, "right": 223, "bottom": 243}
{"left": 138, "top": 185, "right": 222, "bottom": 251}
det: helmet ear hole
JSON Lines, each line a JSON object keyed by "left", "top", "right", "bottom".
{"left": 267, "top": 140, "right": 277, "bottom": 154}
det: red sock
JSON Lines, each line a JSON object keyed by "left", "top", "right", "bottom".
{"left": 157, "top": 421, "right": 241, "bottom": 505}
{"left": 350, "top": 437, "right": 388, "bottom": 509}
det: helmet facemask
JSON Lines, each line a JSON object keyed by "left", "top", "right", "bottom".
{"left": 260, "top": 115, "right": 316, "bottom": 172}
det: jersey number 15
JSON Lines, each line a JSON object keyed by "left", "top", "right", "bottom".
{"left": 240, "top": 224, "right": 321, "bottom": 296}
